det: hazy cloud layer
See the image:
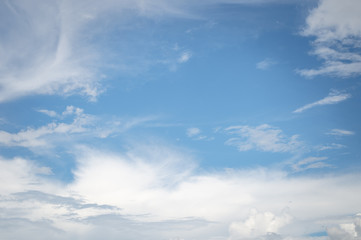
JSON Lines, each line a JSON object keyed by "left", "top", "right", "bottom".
{"left": 1, "top": 146, "right": 361, "bottom": 239}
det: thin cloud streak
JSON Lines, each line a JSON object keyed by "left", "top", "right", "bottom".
{"left": 327, "top": 129, "right": 355, "bottom": 136}
{"left": 293, "top": 91, "right": 350, "bottom": 113}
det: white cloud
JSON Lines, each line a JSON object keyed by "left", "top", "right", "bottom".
{"left": 293, "top": 91, "right": 350, "bottom": 113}
{"left": 0, "top": 0, "right": 194, "bottom": 103}
{"left": 315, "top": 143, "right": 345, "bottom": 151}
{"left": 291, "top": 157, "right": 332, "bottom": 172}
{"left": 1, "top": 145, "right": 361, "bottom": 239}
{"left": 327, "top": 129, "right": 355, "bottom": 136}
{"left": 327, "top": 215, "right": 361, "bottom": 240}
{"left": 229, "top": 209, "right": 292, "bottom": 240}
{"left": 37, "top": 109, "right": 58, "bottom": 118}
{"left": 0, "top": 107, "right": 92, "bottom": 148}
{"left": 0, "top": 0, "right": 297, "bottom": 103}
{"left": 225, "top": 124, "right": 302, "bottom": 153}
{"left": 186, "top": 127, "right": 214, "bottom": 141}
{"left": 0, "top": 106, "right": 156, "bottom": 150}
{"left": 178, "top": 51, "right": 192, "bottom": 63}
{"left": 299, "top": 0, "right": 361, "bottom": 77}
{"left": 0, "top": 0, "right": 105, "bottom": 102}
{"left": 187, "top": 127, "right": 201, "bottom": 137}
{"left": 256, "top": 58, "right": 277, "bottom": 70}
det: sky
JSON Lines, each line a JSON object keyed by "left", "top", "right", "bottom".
{"left": 1, "top": 0, "right": 361, "bottom": 239}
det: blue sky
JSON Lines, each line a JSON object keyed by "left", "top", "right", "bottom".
{"left": 1, "top": 0, "right": 361, "bottom": 239}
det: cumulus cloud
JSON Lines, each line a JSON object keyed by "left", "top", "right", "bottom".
{"left": 327, "top": 215, "right": 361, "bottom": 240}
{"left": 225, "top": 124, "right": 302, "bottom": 153}
{"left": 298, "top": 0, "right": 361, "bottom": 77}
{"left": 229, "top": 209, "right": 292, "bottom": 240}
{"left": 293, "top": 91, "right": 350, "bottom": 113}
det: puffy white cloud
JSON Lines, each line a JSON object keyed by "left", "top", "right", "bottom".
{"left": 293, "top": 91, "right": 350, "bottom": 113}
{"left": 327, "top": 215, "right": 361, "bottom": 240}
{"left": 229, "top": 209, "right": 292, "bottom": 239}
{"left": 299, "top": 0, "right": 361, "bottom": 77}
{"left": 225, "top": 124, "right": 302, "bottom": 153}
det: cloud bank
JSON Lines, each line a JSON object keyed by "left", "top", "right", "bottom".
{"left": 1, "top": 145, "right": 361, "bottom": 240}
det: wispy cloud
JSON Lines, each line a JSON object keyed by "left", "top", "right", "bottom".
{"left": 0, "top": 106, "right": 156, "bottom": 150}
{"left": 315, "top": 143, "right": 346, "bottom": 151}
{"left": 291, "top": 156, "right": 333, "bottom": 172}
{"left": 298, "top": 0, "right": 361, "bottom": 77}
{"left": 186, "top": 127, "right": 201, "bottom": 137}
{"left": 186, "top": 127, "right": 214, "bottom": 141}
{"left": 178, "top": 51, "right": 192, "bottom": 63}
{"left": 0, "top": 106, "right": 93, "bottom": 148}
{"left": 293, "top": 91, "right": 351, "bottom": 113}
{"left": 225, "top": 124, "right": 302, "bottom": 153}
{"left": 256, "top": 58, "right": 277, "bottom": 70}
{"left": 0, "top": 0, "right": 295, "bottom": 103}
{"left": 37, "top": 109, "right": 58, "bottom": 118}
{"left": 327, "top": 129, "right": 355, "bottom": 136}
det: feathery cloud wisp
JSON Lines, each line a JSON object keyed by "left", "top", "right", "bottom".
{"left": 293, "top": 91, "right": 350, "bottom": 113}
{"left": 327, "top": 129, "right": 355, "bottom": 136}
{"left": 225, "top": 124, "right": 302, "bottom": 153}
